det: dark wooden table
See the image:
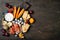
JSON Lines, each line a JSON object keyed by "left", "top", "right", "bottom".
{"left": 0, "top": 0, "right": 60, "bottom": 40}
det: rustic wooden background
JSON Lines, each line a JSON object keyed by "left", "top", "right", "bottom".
{"left": 0, "top": 0, "right": 60, "bottom": 40}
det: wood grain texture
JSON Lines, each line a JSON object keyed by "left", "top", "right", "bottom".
{"left": 0, "top": 0, "right": 60, "bottom": 40}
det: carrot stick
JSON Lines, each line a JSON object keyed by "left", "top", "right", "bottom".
{"left": 17, "top": 8, "right": 25, "bottom": 18}
{"left": 13, "top": 6, "right": 16, "bottom": 18}
{"left": 16, "top": 7, "right": 20, "bottom": 19}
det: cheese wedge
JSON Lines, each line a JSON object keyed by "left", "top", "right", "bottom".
{"left": 22, "top": 24, "right": 30, "bottom": 33}
{"left": 22, "top": 11, "right": 28, "bottom": 22}
{"left": 27, "top": 14, "right": 30, "bottom": 19}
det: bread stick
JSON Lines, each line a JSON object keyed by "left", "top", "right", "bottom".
{"left": 13, "top": 6, "right": 16, "bottom": 18}
{"left": 18, "top": 9, "right": 25, "bottom": 18}
{"left": 16, "top": 7, "right": 20, "bottom": 19}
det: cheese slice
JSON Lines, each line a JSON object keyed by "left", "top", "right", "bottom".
{"left": 22, "top": 24, "right": 30, "bottom": 33}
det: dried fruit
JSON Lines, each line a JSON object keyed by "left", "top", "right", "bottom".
{"left": 8, "top": 8, "right": 13, "bottom": 13}
{"left": 29, "top": 18, "right": 34, "bottom": 24}
{"left": 5, "top": 3, "right": 13, "bottom": 8}
{"left": 1, "top": 29, "right": 6, "bottom": 33}
{"left": 29, "top": 10, "right": 33, "bottom": 14}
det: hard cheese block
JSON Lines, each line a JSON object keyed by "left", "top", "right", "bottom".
{"left": 22, "top": 24, "right": 30, "bottom": 33}
{"left": 27, "top": 14, "right": 30, "bottom": 19}
{"left": 22, "top": 11, "right": 28, "bottom": 20}
{"left": 22, "top": 11, "right": 30, "bottom": 22}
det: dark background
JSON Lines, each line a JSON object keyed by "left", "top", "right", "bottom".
{"left": 0, "top": 0, "right": 60, "bottom": 40}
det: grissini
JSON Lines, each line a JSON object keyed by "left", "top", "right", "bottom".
{"left": 13, "top": 6, "right": 16, "bottom": 18}
{"left": 16, "top": 7, "right": 20, "bottom": 19}
{"left": 18, "top": 8, "right": 25, "bottom": 18}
